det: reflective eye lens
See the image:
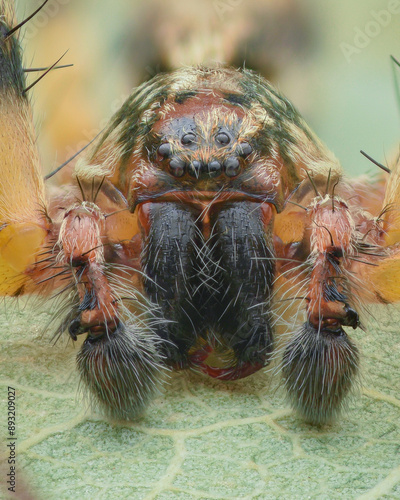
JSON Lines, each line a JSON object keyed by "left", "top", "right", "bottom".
{"left": 169, "top": 158, "right": 186, "bottom": 177}
{"left": 208, "top": 161, "right": 221, "bottom": 175}
{"left": 181, "top": 133, "right": 196, "bottom": 145}
{"left": 224, "top": 157, "right": 240, "bottom": 177}
{"left": 188, "top": 160, "right": 202, "bottom": 178}
{"left": 158, "top": 142, "right": 171, "bottom": 157}
{"left": 215, "top": 132, "right": 230, "bottom": 145}
{"left": 238, "top": 142, "right": 252, "bottom": 157}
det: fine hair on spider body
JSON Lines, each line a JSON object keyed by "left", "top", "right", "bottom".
{"left": 77, "top": 321, "right": 167, "bottom": 420}
{"left": 1, "top": 0, "right": 400, "bottom": 427}
{"left": 281, "top": 322, "right": 360, "bottom": 425}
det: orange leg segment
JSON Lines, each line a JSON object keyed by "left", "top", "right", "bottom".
{"left": 280, "top": 193, "right": 360, "bottom": 425}
{"left": 59, "top": 201, "right": 120, "bottom": 339}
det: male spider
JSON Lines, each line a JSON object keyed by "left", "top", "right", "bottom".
{"left": 1, "top": 0, "right": 399, "bottom": 425}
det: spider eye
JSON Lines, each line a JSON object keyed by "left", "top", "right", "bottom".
{"left": 208, "top": 160, "right": 221, "bottom": 174}
{"left": 237, "top": 142, "right": 252, "bottom": 157}
{"left": 181, "top": 133, "right": 196, "bottom": 145}
{"left": 169, "top": 158, "right": 186, "bottom": 177}
{"left": 158, "top": 142, "right": 171, "bottom": 157}
{"left": 215, "top": 132, "right": 230, "bottom": 145}
{"left": 224, "top": 157, "right": 240, "bottom": 177}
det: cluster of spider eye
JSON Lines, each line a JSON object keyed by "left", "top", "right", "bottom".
{"left": 158, "top": 131, "right": 253, "bottom": 179}
{"left": 1, "top": 0, "right": 399, "bottom": 426}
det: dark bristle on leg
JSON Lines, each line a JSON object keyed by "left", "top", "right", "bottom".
{"left": 76, "top": 322, "right": 166, "bottom": 420}
{"left": 282, "top": 322, "right": 359, "bottom": 425}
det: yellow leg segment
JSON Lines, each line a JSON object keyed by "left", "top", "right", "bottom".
{"left": 0, "top": 2, "right": 50, "bottom": 295}
{"left": 356, "top": 152, "right": 400, "bottom": 303}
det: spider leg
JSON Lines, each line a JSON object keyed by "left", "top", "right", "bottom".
{"left": 0, "top": 5, "right": 165, "bottom": 420}
{"left": 353, "top": 153, "right": 400, "bottom": 303}
{"left": 277, "top": 192, "right": 360, "bottom": 425}
{"left": 0, "top": 5, "right": 52, "bottom": 296}
{"left": 59, "top": 199, "right": 166, "bottom": 420}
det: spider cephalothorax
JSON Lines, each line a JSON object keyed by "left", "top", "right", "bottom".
{"left": 84, "top": 66, "right": 338, "bottom": 213}
{"left": 1, "top": 1, "right": 399, "bottom": 425}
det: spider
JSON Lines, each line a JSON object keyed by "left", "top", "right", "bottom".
{"left": 1, "top": 0, "right": 399, "bottom": 426}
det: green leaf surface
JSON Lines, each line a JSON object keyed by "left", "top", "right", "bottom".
{"left": 1, "top": 301, "right": 400, "bottom": 499}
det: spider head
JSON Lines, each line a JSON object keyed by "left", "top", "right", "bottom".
{"left": 149, "top": 94, "right": 256, "bottom": 192}
{"left": 154, "top": 113, "right": 253, "bottom": 184}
